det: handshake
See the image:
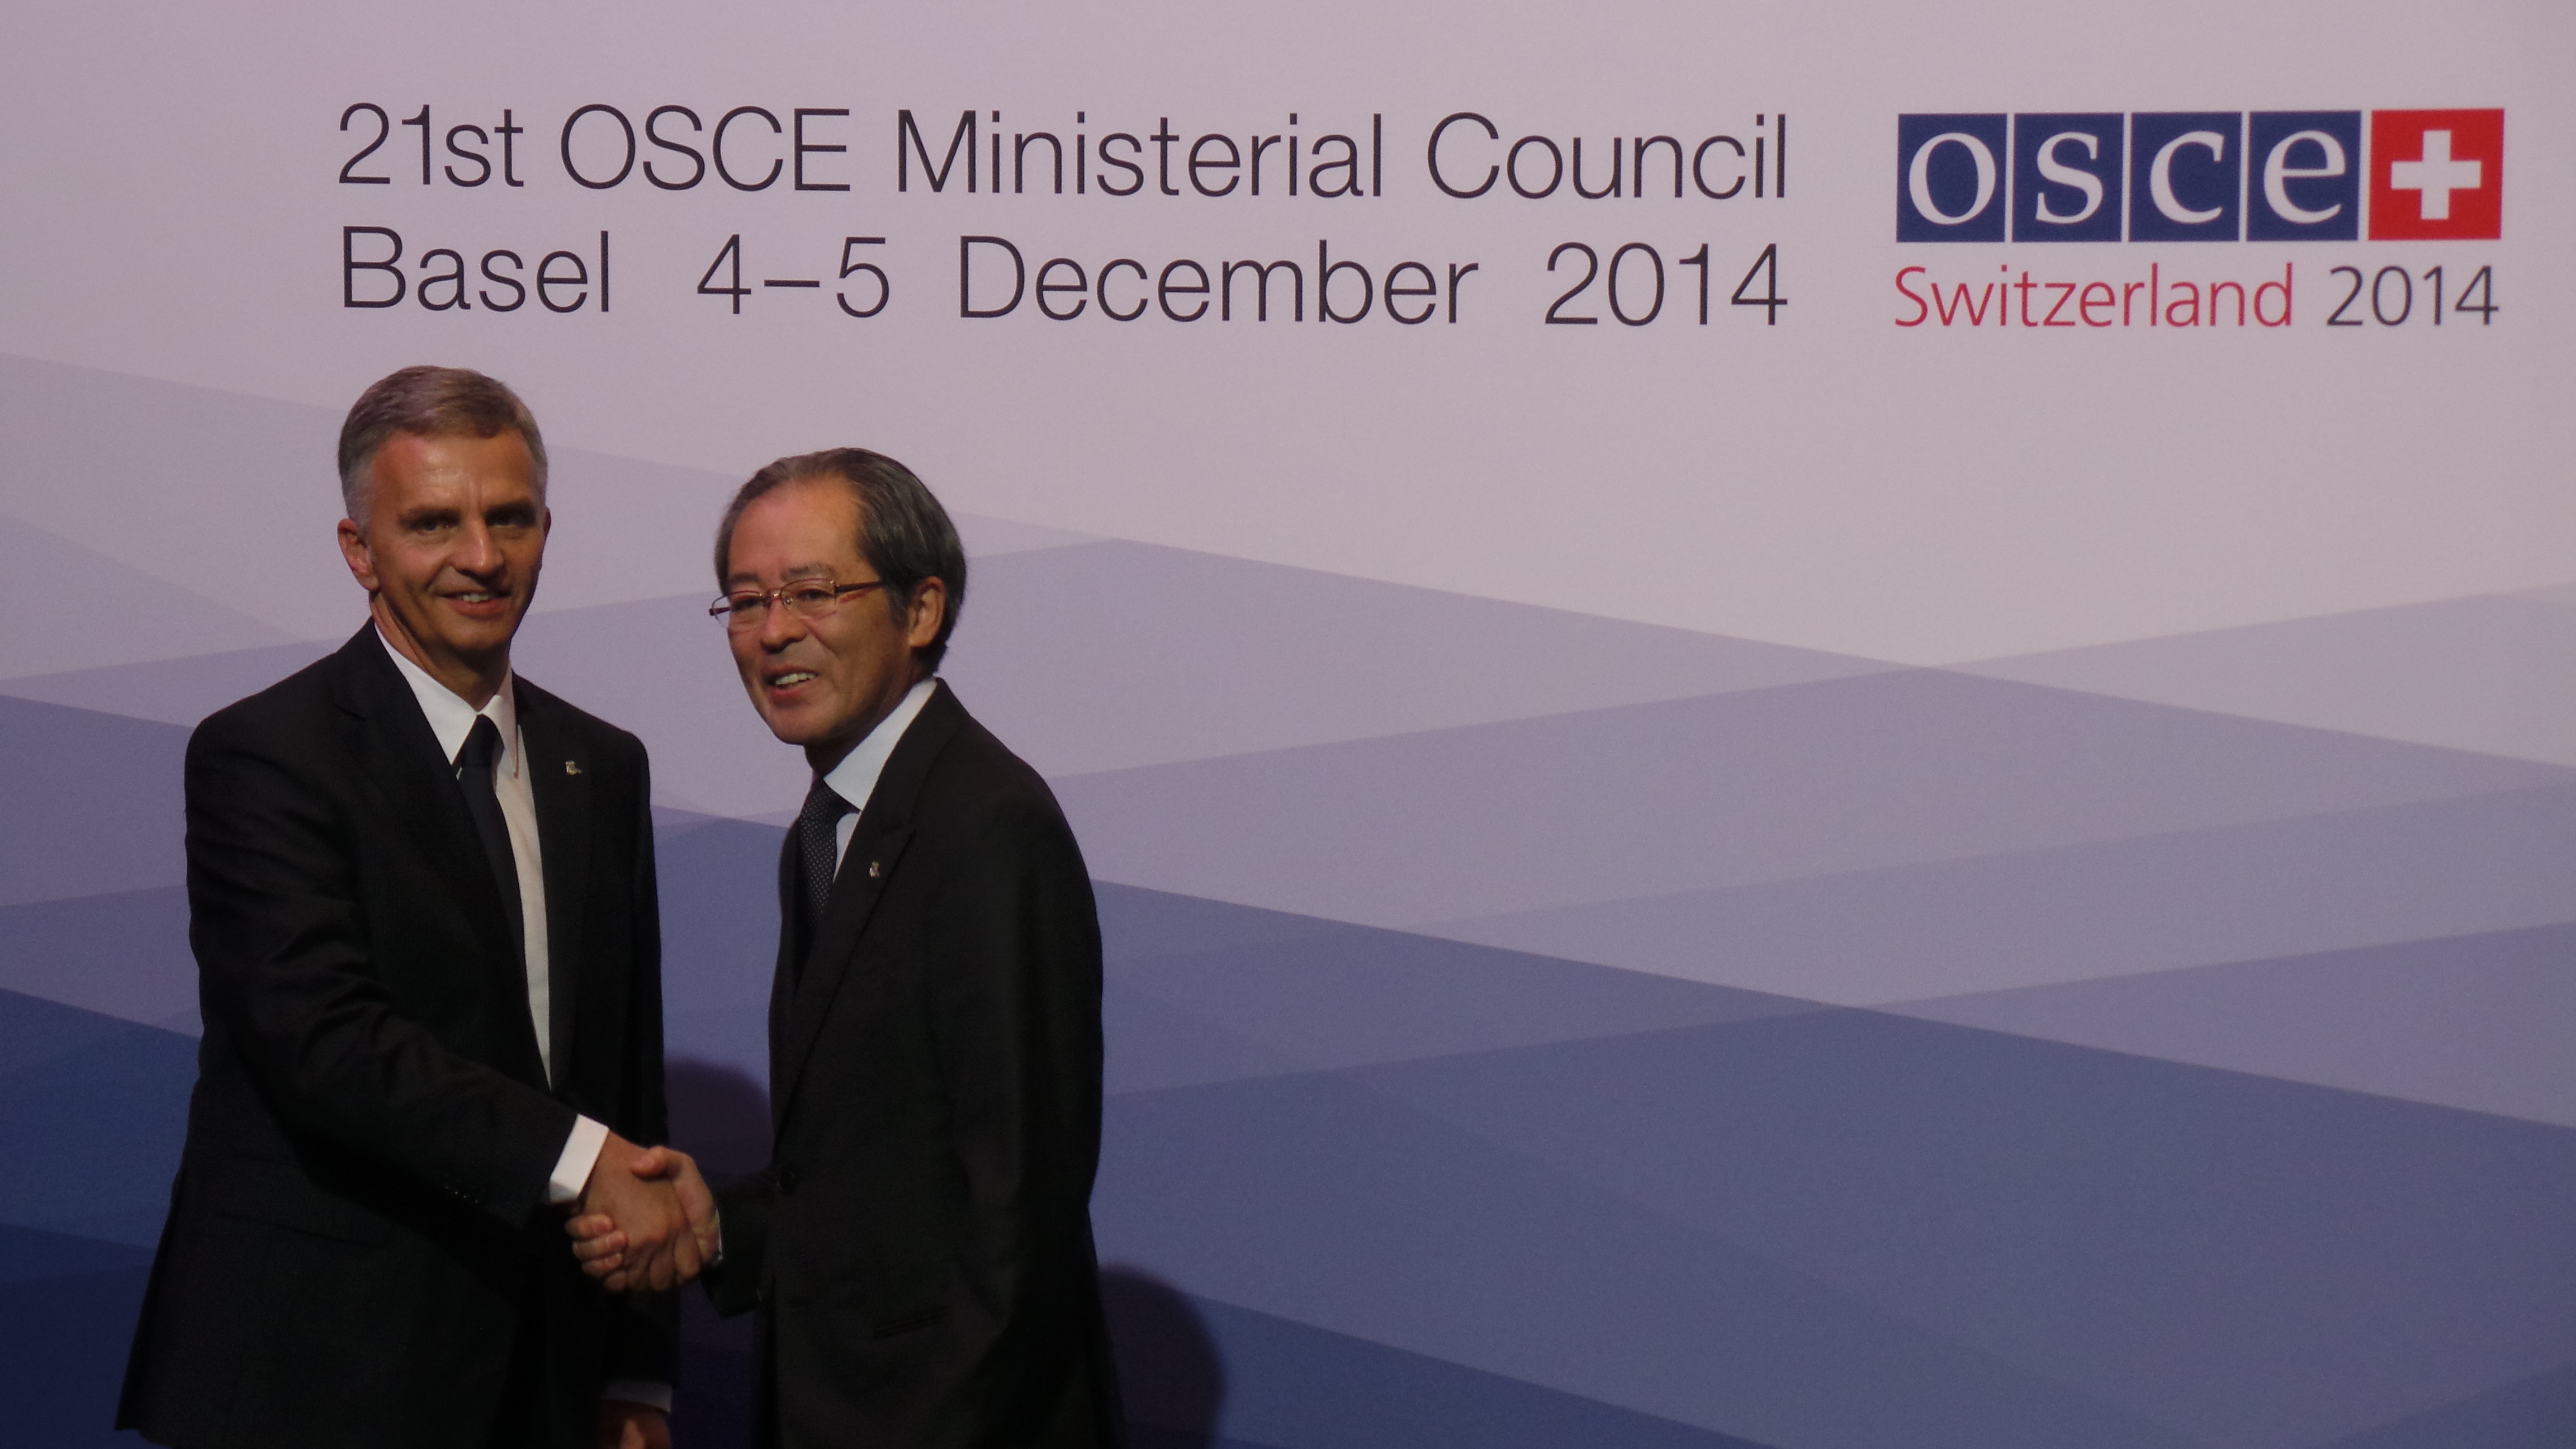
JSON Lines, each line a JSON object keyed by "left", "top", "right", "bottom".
{"left": 564, "top": 1131, "right": 722, "bottom": 1293}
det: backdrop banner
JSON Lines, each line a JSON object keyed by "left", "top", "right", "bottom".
{"left": 4, "top": 3, "right": 2573, "bottom": 1446}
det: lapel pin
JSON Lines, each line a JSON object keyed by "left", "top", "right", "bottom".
{"left": 868, "top": 860, "right": 882, "bottom": 879}
{"left": 564, "top": 761, "right": 581, "bottom": 775}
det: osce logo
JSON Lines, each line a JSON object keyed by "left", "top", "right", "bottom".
{"left": 1895, "top": 110, "right": 2502, "bottom": 242}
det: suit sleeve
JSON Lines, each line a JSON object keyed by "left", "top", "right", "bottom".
{"left": 186, "top": 714, "right": 574, "bottom": 1228}
{"left": 923, "top": 796, "right": 1107, "bottom": 1445}
{"left": 600, "top": 753, "right": 683, "bottom": 1382}
{"left": 705, "top": 1173, "right": 778, "bottom": 1319}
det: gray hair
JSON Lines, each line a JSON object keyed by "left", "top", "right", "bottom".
{"left": 713, "top": 448, "right": 968, "bottom": 671}
{"left": 337, "top": 366, "right": 548, "bottom": 527}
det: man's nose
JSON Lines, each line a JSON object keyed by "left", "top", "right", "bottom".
{"left": 454, "top": 519, "right": 503, "bottom": 575}
{"left": 759, "top": 598, "right": 809, "bottom": 648}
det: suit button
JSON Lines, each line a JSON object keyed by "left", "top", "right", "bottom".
{"left": 777, "top": 1166, "right": 801, "bottom": 1195}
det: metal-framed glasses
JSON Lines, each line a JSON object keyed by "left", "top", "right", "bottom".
{"left": 709, "top": 577, "right": 887, "bottom": 629}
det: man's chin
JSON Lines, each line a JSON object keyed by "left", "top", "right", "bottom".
{"left": 431, "top": 630, "right": 520, "bottom": 666}
{"left": 378, "top": 603, "right": 522, "bottom": 679}
{"left": 395, "top": 594, "right": 517, "bottom": 638}
{"left": 759, "top": 706, "right": 828, "bottom": 747}
{"left": 763, "top": 706, "right": 867, "bottom": 761}
{"left": 436, "top": 607, "right": 524, "bottom": 638}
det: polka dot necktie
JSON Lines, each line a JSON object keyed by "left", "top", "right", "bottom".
{"left": 795, "top": 776, "right": 854, "bottom": 946}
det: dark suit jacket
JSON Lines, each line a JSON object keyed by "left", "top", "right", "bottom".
{"left": 709, "top": 681, "right": 1123, "bottom": 1449}
{"left": 119, "top": 625, "right": 675, "bottom": 1449}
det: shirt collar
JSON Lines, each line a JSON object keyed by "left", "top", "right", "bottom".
{"left": 376, "top": 623, "right": 519, "bottom": 775}
{"left": 820, "top": 676, "right": 937, "bottom": 817}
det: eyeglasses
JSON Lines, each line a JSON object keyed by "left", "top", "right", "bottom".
{"left": 709, "top": 578, "right": 887, "bottom": 629}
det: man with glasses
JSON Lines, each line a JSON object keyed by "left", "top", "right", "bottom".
{"left": 571, "top": 448, "right": 1124, "bottom": 1448}
{"left": 119, "top": 366, "right": 693, "bottom": 1449}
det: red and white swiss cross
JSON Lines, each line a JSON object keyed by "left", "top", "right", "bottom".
{"left": 2369, "top": 110, "right": 2503, "bottom": 240}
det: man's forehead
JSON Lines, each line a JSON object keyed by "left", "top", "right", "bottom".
{"left": 726, "top": 560, "right": 848, "bottom": 586}
{"left": 726, "top": 480, "right": 866, "bottom": 582}
{"left": 377, "top": 425, "right": 533, "bottom": 463}
{"left": 370, "top": 431, "right": 537, "bottom": 493}
{"left": 376, "top": 482, "right": 539, "bottom": 526}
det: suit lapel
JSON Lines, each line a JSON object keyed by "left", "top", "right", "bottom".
{"left": 329, "top": 627, "right": 546, "bottom": 1083}
{"left": 768, "top": 829, "right": 798, "bottom": 1130}
{"left": 770, "top": 683, "right": 966, "bottom": 1123}
{"left": 771, "top": 821, "right": 913, "bottom": 1122}
{"left": 519, "top": 681, "right": 590, "bottom": 1088}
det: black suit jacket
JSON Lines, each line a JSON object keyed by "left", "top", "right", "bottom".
{"left": 119, "top": 625, "right": 675, "bottom": 1449}
{"left": 710, "top": 682, "right": 1123, "bottom": 1449}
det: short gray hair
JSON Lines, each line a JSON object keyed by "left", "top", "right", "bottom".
{"left": 337, "top": 366, "right": 548, "bottom": 526}
{"left": 713, "top": 448, "right": 968, "bottom": 671}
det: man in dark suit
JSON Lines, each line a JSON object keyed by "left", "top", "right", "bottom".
{"left": 119, "top": 366, "right": 703, "bottom": 1449}
{"left": 571, "top": 449, "right": 1123, "bottom": 1448}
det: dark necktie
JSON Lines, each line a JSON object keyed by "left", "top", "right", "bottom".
{"left": 795, "top": 777, "right": 854, "bottom": 945}
{"left": 456, "top": 715, "right": 525, "bottom": 965}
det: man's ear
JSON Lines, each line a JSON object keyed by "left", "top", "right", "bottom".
{"left": 337, "top": 518, "right": 379, "bottom": 593}
{"left": 905, "top": 577, "right": 947, "bottom": 650}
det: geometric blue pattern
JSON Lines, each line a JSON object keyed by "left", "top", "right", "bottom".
{"left": 0, "top": 1248, "right": 152, "bottom": 1447}
{"left": 2309, "top": 1364, "right": 2576, "bottom": 1449}
{"left": 13, "top": 776, "right": 2576, "bottom": 1448}
{"left": 1126, "top": 1282, "right": 1784, "bottom": 1449}
{"left": 0, "top": 992, "right": 192, "bottom": 1247}
{"left": 3, "top": 382, "right": 2569, "bottom": 1449}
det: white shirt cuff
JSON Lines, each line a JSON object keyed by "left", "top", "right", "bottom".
{"left": 603, "top": 1381, "right": 673, "bottom": 1413}
{"left": 547, "top": 1115, "right": 612, "bottom": 1206}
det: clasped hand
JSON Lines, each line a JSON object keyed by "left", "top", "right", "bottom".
{"left": 565, "top": 1133, "right": 719, "bottom": 1293}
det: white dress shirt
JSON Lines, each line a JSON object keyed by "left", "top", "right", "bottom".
{"left": 379, "top": 630, "right": 667, "bottom": 1413}
{"left": 816, "top": 678, "right": 939, "bottom": 859}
